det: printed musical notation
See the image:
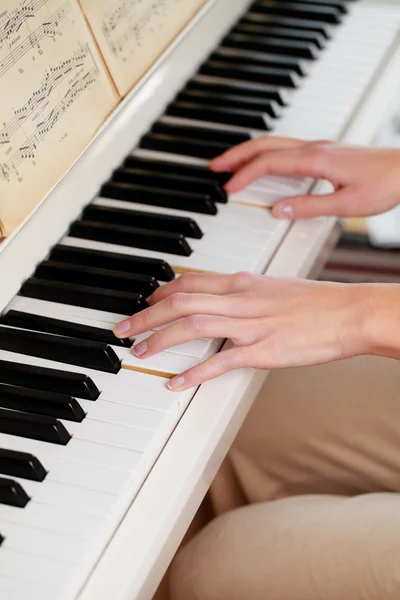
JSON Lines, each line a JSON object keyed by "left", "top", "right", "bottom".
{"left": 80, "top": 0, "right": 207, "bottom": 95}
{"left": 0, "top": 0, "right": 118, "bottom": 236}
{"left": 0, "top": 1, "right": 72, "bottom": 78}
{"left": 0, "top": 44, "right": 99, "bottom": 182}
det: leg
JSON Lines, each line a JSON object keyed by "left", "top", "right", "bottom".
{"left": 209, "top": 355, "right": 400, "bottom": 515}
{"left": 170, "top": 493, "right": 400, "bottom": 600}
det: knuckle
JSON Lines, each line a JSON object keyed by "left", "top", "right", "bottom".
{"left": 168, "top": 292, "right": 186, "bottom": 311}
{"left": 232, "top": 271, "right": 255, "bottom": 289}
{"left": 259, "top": 336, "right": 278, "bottom": 368}
{"left": 184, "top": 315, "right": 204, "bottom": 335}
{"left": 135, "top": 311, "right": 148, "bottom": 330}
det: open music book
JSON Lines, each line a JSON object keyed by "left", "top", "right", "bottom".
{"left": 0, "top": 0, "right": 207, "bottom": 237}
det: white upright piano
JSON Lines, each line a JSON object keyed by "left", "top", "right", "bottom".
{"left": 0, "top": 1, "right": 400, "bottom": 599}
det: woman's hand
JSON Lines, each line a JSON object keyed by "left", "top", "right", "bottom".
{"left": 114, "top": 272, "right": 371, "bottom": 392}
{"left": 210, "top": 137, "right": 400, "bottom": 220}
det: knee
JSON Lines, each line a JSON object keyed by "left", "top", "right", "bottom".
{"left": 169, "top": 511, "right": 242, "bottom": 600}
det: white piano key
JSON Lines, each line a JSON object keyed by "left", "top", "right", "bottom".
{"left": 0, "top": 433, "right": 143, "bottom": 473}
{"left": 9, "top": 295, "right": 127, "bottom": 326}
{"left": 160, "top": 114, "right": 267, "bottom": 136}
{"left": 189, "top": 236, "right": 263, "bottom": 261}
{"left": 62, "top": 236, "right": 255, "bottom": 273}
{"left": 64, "top": 419, "right": 155, "bottom": 453}
{"left": 0, "top": 548, "right": 74, "bottom": 588}
{"left": 13, "top": 477, "right": 118, "bottom": 515}
{"left": 94, "top": 196, "right": 281, "bottom": 238}
{"left": 117, "top": 346, "right": 199, "bottom": 374}
{"left": 0, "top": 435, "right": 141, "bottom": 494}
{"left": 0, "top": 576, "right": 61, "bottom": 600}
{"left": 1, "top": 522, "right": 87, "bottom": 564}
{"left": 32, "top": 452, "right": 132, "bottom": 494}
{"left": 134, "top": 147, "right": 209, "bottom": 167}
{"left": 78, "top": 399, "right": 168, "bottom": 431}
{"left": 0, "top": 503, "right": 103, "bottom": 539}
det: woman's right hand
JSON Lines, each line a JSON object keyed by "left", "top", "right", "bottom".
{"left": 210, "top": 137, "right": 400, "bottom": 221}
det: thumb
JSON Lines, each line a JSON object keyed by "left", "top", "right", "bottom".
{"left": 272, "top": 188, "right": 355, "bottom": 220}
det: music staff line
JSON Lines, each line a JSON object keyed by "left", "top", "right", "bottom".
{"left": 0, "top": 1, "right": 72, "bottom": 79}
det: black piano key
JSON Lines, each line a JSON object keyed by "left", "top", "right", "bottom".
{"left": 0, "top": 384, "right": 86, "bottom": 423}
{"left": 251, "top": 1, "right": 343, "bottom": 24}
{"left": 35, "top": 261, "right": 159, "bottom": 297}
{"left": 21, "top": 278, "right": 148, "bottom": 322}
{"left": 0, "top": 448, "right": 47, "bottom": 482}
{"left": 125, "top": 156, "right": 232, "bottom": 186}
{"left": 50, "top": 245, "right": 175, "bottom": 282}
{"left": 0, "top": 325, "right": 121, "bottom": 374}
{"left": 177, "top": 88, "right": 282, "bottom": 118}
{"left": 101, "top": 180, "right": 218, "bottom": 214}
{"left": 222, "top": 32, "right": 319, "bottom": 59}
{"left": 0, "top": 408, "right": 71, "bottom": 446}
{"left": 140, "top": 132, "right": 232, "bottom": 160}
{"left": 233, "top": 22, "right": 326, "bottom": 49}
{"left": 0, "top": 360, "right": 100, "bottom": 401}
{"left": 0, "top": 532, "right": 4, "bottom": 545}
{"left": 70, "top": 220, "right": 192, "bottom": 257}
{"left": 187, "top": 78, "right": 288, "bottom": 106}
{"left": 212, "top": 48, "right": 307, "bottom": 77}
{"left": 112, "top": 167, "right": 227, "bottom": 205}
{"left": 166, "top": 101, "right": 273, "bottom": 130}
{"left": 151, "top": 120, "right": 250, "bottom": 146}
{"left": 83, "top": 204, "right": 204, "bottom": 238}
{"left": 242, "top": 13, "right": 332, "bottom": 38}
{"left": 1, "top": 309, "right": 133, "bottom": 349}
{"left": 0, "top": 477, "right": 30, "bottom": 508}
{"left": 199, "top": 60, "right": 299, "bottom": 88}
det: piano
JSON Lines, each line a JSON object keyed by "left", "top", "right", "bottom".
{"left": 0, "top": 0, "right": 400, "bottom": 598}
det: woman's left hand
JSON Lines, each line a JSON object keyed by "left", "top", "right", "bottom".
{"left": 113, "top": 272, "right": 371, "bottom": 392}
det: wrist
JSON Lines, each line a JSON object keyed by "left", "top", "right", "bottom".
{"left": 362, "top": 284, "right": 400, "bottom": 359}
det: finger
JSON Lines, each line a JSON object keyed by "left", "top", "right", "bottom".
{"left": 225, "top": 144, "right": 335, "bottom": 194}
{"left": 272, "top": 188, "right": 357, "bottom": 220}
{"left": 167, "top": 346, "right": 253, "bottom": 391}
{"left": 132, "top": 315, "right": 253, "bottom": 358}
{"left": 148, "top": 272, "right": 238, "bottom": 305}
{"left": 114, "top": 293, "right": 239, "bottom": 338}
{"left": 209, "top": 136, "right": 307, "bottom": 174}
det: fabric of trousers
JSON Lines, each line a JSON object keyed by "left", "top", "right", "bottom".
{"left": 166, "top": 355, "right": 400, "bottom": 600}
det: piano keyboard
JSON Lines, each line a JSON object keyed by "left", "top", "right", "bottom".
{"left": 0, "top": 1, "right": 399, "bottom": 598}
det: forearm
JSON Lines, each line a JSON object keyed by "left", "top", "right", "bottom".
{"left": 363, "top": 284, "right": 400, "bottom": 360}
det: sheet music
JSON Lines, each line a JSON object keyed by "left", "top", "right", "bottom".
{"left": 0, "top": 0, "right": 119, "bottom": 237}
{"left": 79, "top": 0, "right": 207, "bottom": 96}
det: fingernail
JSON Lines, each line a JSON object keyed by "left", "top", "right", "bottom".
{"left": 114, "top": 320, "right": 131, "bottom": 336}
{"left": 273, "top": 202, "right": 293, "bottom": 220}
{"left": 132, "top": 341, "right": 147, "bottom": 357}
{"left": 168, "top": 376, "right": 185, "bottom": 391}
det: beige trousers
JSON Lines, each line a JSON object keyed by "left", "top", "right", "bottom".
{"left": 167, "top": 356, "right": 400, "bottom": 600}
